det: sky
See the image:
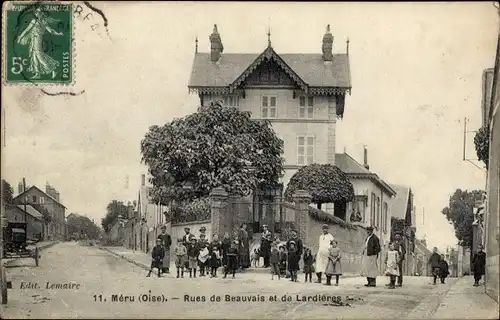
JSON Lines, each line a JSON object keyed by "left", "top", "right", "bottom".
{"left": 2, "top": 2, "right": 498, "bottom": 250}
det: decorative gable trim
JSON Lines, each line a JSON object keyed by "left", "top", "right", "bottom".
{"left": 229, "top": 46, "right": 309, "bottom": 93}
{"left": 309, "top": 87, "right": 349, "bottom": 95}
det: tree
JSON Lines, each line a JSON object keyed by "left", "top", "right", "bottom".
{"left": 284, "top": 164, "right": 355, "bottom": 209}
{"left": 140, "top": 100, "right": 285, "bottom": 204}
{"left": 101, "top": 200, "right": 129, "bottom": 233}
{"left": 474, "top": 126, "right": 489, "bottom": 169}
{"left": 441, "top": 189, "right": 484, "bottom": 247}
{"left": 67, "top": 214, "right": 101, "bottom": 239}
{"left": 1, "top": 179, "right": 14, "bottom": 204}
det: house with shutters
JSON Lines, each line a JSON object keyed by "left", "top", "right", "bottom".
{"left": 188, "top": 24, "right": 352, "bottom": 233}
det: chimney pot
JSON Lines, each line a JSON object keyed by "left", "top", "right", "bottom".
{"left": 141, "top": 174, "right": 146, "bottom": 186}
{"left": 322, "top": 24, "right": 334, "bottom": 61}
{"left": 363, "top": 146, "right": 370, "bottom": 170}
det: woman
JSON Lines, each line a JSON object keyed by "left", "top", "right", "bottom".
{"left": 16, "top": 8, "right": 63, "bottom": 79}
{"left": 238, "top": 224, "right": 250, "bottom": 269}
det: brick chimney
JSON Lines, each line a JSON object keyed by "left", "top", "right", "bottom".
{"left": 209, "top": 24, "right": 224, "bottom": 62}
{"left": 141, "top": 174, "right": 146, "bottom": 186}
{"left": 17, "top": 182, "right": 24, "bottom": 195}
{"left": 363, "top": 146, "right": 370, "bottom": 170}
{"left": 322, "top": 24, "right": 334, "bottom": 62}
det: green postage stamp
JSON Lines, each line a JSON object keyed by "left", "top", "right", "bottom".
{"left": 3, "top": 1, "right": 73, "bottom": 85}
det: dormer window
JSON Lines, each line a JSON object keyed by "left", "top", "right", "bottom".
{"left": 224, "top": 95, "right": 240, "bottom": 107}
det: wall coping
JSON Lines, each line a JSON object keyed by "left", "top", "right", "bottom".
{"left": 171, "top": 220, "right": 211, "bottom": 227}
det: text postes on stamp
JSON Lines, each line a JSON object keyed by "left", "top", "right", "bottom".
{"left": 3, "top": 1, "right": 73, "bottom": 85}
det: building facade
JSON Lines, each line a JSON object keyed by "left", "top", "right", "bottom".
{"left": 13, "top": 184, "right": 66, "bottom": 241}
{"left": 188, "top": 24, "right": 351, "bottom": 191}
{"left": 484, "top": 32, "right": 500, "bottom": 303}
{"left": 5, "top": 204, "right": 44, "bottom": 240}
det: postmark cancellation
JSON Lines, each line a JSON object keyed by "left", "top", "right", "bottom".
{"left": 2, "top": 1, "right": 74, "bottom": 86}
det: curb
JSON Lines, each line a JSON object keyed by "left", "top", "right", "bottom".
{"left": 98, "top": 246, "right": 150, "bottom": 271}
{"left": 404, "top": 277, "right": 458, "bottom": 319}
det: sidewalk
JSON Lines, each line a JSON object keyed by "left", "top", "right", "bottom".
{"left": 430, "top": 276, "right": 499, "bottom": 319}
{"left": 2, "top": 241, "right": 59, "bottom": 266}
{"left": 407, "top": 276, "right": 499, "bottom": 319}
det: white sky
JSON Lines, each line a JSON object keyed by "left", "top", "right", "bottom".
{"left": 2, "top": 2, "right": 498, "bottom": 250}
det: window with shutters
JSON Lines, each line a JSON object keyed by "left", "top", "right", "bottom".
{"left": 297, "top": 136, "right": 315, "bottom": 165}
{"left": 298, "top": 96, "right": 314, "bottom": 119}
{"left": 261, "top": 95, "right": 277, "bottom": 118}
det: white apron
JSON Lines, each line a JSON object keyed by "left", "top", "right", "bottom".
{"left": 361, "top": 234, "right": 378, "bottom": 278}
{"left": 315, "top": 233, "right": 334, "bottom": 273}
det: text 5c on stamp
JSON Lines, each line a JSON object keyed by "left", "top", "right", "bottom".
{"left": 3, "top": 1, "right": 73, "bottom": 85}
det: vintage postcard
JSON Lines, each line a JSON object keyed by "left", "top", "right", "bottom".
{"left": 1, "top": 1, "right": 499, "bottom": 319}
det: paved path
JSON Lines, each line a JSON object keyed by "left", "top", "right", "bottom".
{"left": 1, "top": 241, "right": 482, "bottom": 319}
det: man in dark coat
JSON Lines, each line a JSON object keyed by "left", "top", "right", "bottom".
{"left": 472, "top": 244, "right": 486, "bottom": 287}
{"left": 428, "top": 247, "right": 441, "bottom": 285}
{"left": 393, "top": 232, "right": 406, "bottom": 287}
{"left": 361, "top": 226, "right": 381, "bottom": 287}
{"left": 157, "top": 225, "right": 172, "bottom": 274}
{"left": 286, "top": 229, "right": 303, "bottom": 280}
{"left": 182, "top": 227, "right": 196, "bottom": 245}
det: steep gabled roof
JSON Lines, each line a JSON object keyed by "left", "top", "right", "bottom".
{"left": 388, "top": 184, "right": 410, "bottom": 220}
{"left": 335, "top": 153, "right": 396, "bottom": 196}
{"left": 18, "top": 205, "right": 44, "bottom": 220}
{"left": 188, "top": 48, "right": 351, "bottom": 91}
{"left": 13, "top": 185, "right": 67, "bottom": 209}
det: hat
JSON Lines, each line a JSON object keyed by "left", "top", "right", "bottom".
{"left": 262, "top": 224, "right": 268, "bottom": 228}
{"left": 184, "top": 227, "right": 190, "bottom": 231}
{"left": 366, "top": 226, "right": 374, "bottom": 231}
{"left": 199, "top": 233, "right": 206, "bottom": 237}
{"left": 394, "top": 231, "right": 402, "bottom": 235}
{"left": 161, "top": 225, "right": 167, "bottom": 230}
{"left": 199, "top": 226, "right": 206, "bottom": 232}
{"left": 155, "top": 238, "right": 161, "bottom": 242}
{"left": 321, "top": 224, "right": 329, "bottom": 229}
{"left": 289, "top": 240, "right": 296, "bottom": 245}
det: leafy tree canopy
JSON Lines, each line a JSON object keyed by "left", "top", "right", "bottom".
{"left": 101, "top": 200, "right": 129, "bottom": 233}
{"left": 67, "top": 214, "right": 101, "bottom": 239}
{"left": 474, "top": 125, "right": 489, "bottom": 169}
{"left": 1, "top": 179, "right": 14, "bottom": 204}
{"left": 140, "top": 100, "right": 285, "bottom": 204}
{"left": 441, "top": 189, "right": 484, "bottom": 247}
{"left": 284, "top": 164, "right": 355, "bottom": 207}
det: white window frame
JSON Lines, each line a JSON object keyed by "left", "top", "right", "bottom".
{"left": 298, "top": 96, "right": 314, "bottom": 119}
{"left": 40, "top": 196, "right": 45, "bottom": 204}
{"left": 261, "top": 95, "right": 277, "bottom": 119}
{"left": 297, "top": 135, "right": 315, "bottom": 165}
{"left": 224, "top": 95, "right": 240, "bottom": 107}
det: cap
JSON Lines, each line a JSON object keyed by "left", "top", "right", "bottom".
{"left": 262, "top": 224, "right": 268, "bottom": 228}
{"left": 366, "top": 226, "right": 374, "bottom": 231}
{"left": 161, "top": 225, "right": 167, "bottom": 230}
{"left": 394, "top": 231, "right": 402, "bottom": 235}
{"left": 199, "top": 226, "right": 206, "bottom": 232}
{"left": 184, "top": 227, "right": 190, "bottom": 230}
{"left": 200, "top": 233, "right": 206, "bottom": 237}
{"left": 321, "top": 224, "right": 329, "bottom": 229}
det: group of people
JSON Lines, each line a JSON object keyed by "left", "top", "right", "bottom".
{"left": 147, "top": 224, "right": 252, "bottom": 279}
{"left": 148, "top": 222, "right": 487, "bottom": 290}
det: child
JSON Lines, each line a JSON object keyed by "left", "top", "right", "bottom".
{"left": 384, "top": 242, "right": 400, "bottom": 289}
{"left": 472, "top": 244, "right": 486, "bottom": 287}
{"left": 439, "top": 254, "right": 449, "bottom": 284}
{"left": 174, "top": 238, "right": 188, "bottom": 278}
{"left": 209, "top": 240, "right": 222, "bottom": 278}
{"left": 223, "top": 241, "right": 239, "bottom": 279}
{"left": 428, "top": 247, "right": 441, "bottom": 285}
{"left": 303, "top": 248, "right": 315, "bottom": 283}
{"left": 186, "top": 237, "right": 199, "bottom": 278}
{"left": 287, "top": 241, "right": 300, "bottom": 282}
{"left": 278, "top": 246, "right": 287, "bottom": 277}
{"left": 270, "top": 242, "right": 280, "bottom": 280}
{"left": 147, "top": 238, "right": 165, "bottom": 278}
{"left": 325, "top": 240, "right": 343, "bottom": 286}
{"left": 197, "top": 234, "right": 210, "bottom": 276}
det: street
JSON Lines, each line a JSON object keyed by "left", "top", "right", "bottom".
{"left": 1, "top": 242, "right": 459, "bottom": 319}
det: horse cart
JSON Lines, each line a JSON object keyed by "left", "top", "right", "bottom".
{"left": 1, "top": 222, "right": 42, "bottom": 304}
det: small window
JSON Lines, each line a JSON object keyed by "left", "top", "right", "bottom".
{"left": 224, "top": 95, "right": 240, "bottom": 107}
{"left": 383, "top": 202, "right": 388, "bottom": 232}
{"left": 262, "top": 95, "right": 277, "bottom": 119}
{"left": 40, "top": 196, "right": 45, "bottom": 204}
{"left": 32, "top": 196, "right": 37, "bottom": 203}
{"left": 297, "top": 136, "right": 315, "bottom": 165}
{"left": 299, "top": 96, "right": 314, "bottom": 119}
{"left": 376, "top": 197, "right": 381, "bottom": 228}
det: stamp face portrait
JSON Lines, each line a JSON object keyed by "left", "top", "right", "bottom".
{"left": 3, "top": 1, "right": 73, "bottom": 85}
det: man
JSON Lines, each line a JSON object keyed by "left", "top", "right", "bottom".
{"left": 361, "top": 226, "right": 381, "bottom": 287}
{"left": 182, "top": 227, "right": 196, "bottom": 245}
{"left": 315, "top": 224, "right": 334, "bottom": 284}
{"left": 157, "top": 225, "right": 172, "bottom": 274}
{"left": 199, "top": 226, "right": 208, "bottom": 241}
{"left": 286, "top": 229, "right": 303, "bottom": 281}
{"left": 428, "top": 247, "right": 441, "bottom": 285}
{"left": 260, "top": 225, "right": 273, "bottom": 268}
{"left": 393, "top": 232, "right": 406, "bottom": 287}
